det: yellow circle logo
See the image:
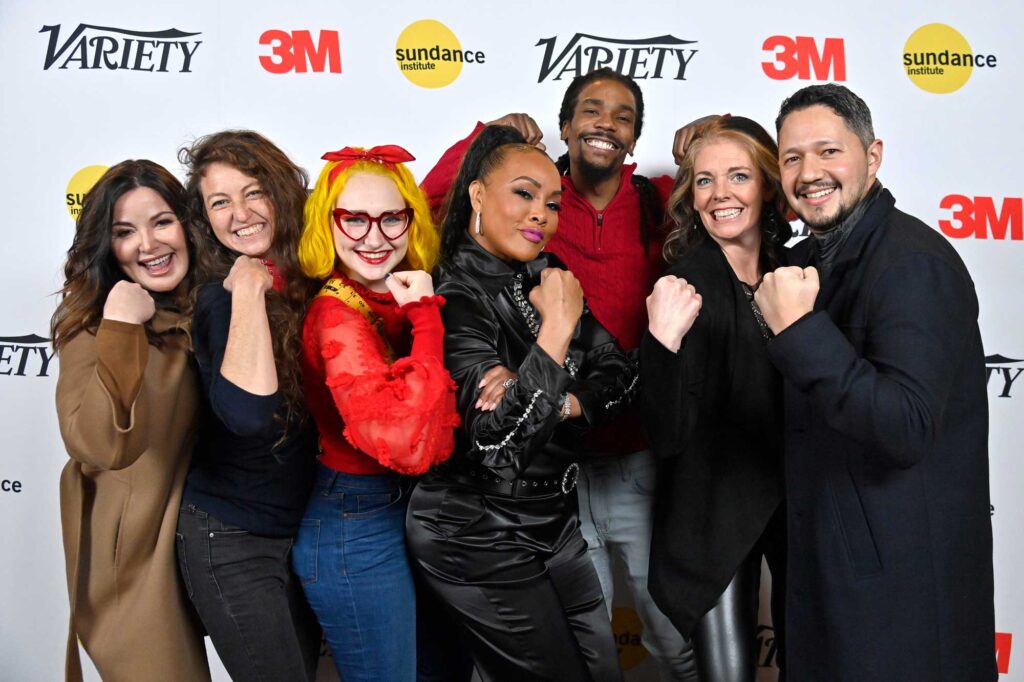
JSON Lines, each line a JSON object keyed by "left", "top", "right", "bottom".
{"left": 612, "top": 607, "right": 649, "bottom": 671}
{"left": 66, "top": 165, "right": 109, "bottom": 219}
{"left": 395, "top": 20, "right": 484, "bottom": 88}
{"left": 903, "top": 24, "right": 983, "bottom": 94}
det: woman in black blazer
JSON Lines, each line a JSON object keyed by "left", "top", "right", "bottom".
{"left": 641, "top": 116, "right": 792, "bottom": 681}
{"left": 406, "top": 125, "right": 636, "bottom": 682}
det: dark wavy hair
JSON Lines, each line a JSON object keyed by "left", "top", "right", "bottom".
{"left": 554, "top": 67, "right": 665, "bottom": 251}
{"left": 664, "top": 116, "right": 792, "bottom": 270}
{"left": 51, "top": 160, "right": 217, "bottom": 351}
{"left": 438, "top": 125, "right": 548, "bottom": 265}
{"left": 179, "top": 130, "right": 316, "bottom": 429}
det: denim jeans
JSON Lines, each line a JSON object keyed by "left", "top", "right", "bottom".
{"left": 577, "top": 450, "right": 698, "bottom": 681}
{"left": 175, "top": 504, "right": 320, "bottom": 682}
{"left": 292, "top": 464, "right": 418, "bottom": 682}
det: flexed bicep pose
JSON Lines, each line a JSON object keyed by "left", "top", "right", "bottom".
{"left": 642, "top": 116, "right": 791, "bottom": 682}
{"left": 54, "top": 161, "right": 213, "bottom": 682}
{"left": 292, "top": 146, "right": 462, "bottom": 682}
{"left": 174, "top": 131, "right": 321, "bottom": 682}
{"left": 406, "top": 125, "right": 637, "bottom": 682}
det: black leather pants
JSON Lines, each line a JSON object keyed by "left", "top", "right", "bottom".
{"left": 693, "top": 507, "right": 786, "bottom": 682}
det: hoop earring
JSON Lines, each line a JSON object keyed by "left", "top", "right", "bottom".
{"left": 475, "top": 210, "right": 482, "bottom": 235}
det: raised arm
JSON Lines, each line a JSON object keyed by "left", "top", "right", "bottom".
{"left": 762, "top": 254, "right": 980, "bottom": 469}
{"left": 56, "top": 319, "right": 150, "bottom": 471}
{"left": 310, "top": 291, "right": 458, "bottom": 475}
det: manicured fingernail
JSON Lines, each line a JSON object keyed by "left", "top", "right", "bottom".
{"left": 384, "top": 273, "right": 391, "bottom": 280}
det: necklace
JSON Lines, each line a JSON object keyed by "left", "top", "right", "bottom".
{"left": 511, "top": 272, "right": 578, "bottom": 378}
{"left": 740, "top": 281, "right": 772, "bottom": 341}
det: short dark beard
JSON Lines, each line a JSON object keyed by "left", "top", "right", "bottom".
{"left": 575, "top": 153, "right": 619, "bottom": 187}
{"left": 803, "top": 197, "right": 859, "bottom": 235}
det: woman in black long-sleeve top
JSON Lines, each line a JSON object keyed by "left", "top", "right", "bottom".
{"left": 175, "top": 131, "right": 320, "bottom": 681}
{"left": 641, "top": 116, "right": 792, "bottom": 681}
{"left": 406, "top": 125, "right": 635, "bottom": 682}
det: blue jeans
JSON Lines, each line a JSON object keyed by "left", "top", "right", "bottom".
{"left": 175, "top": 504, "right": 320, "bottom": 682}
{"left": 577, "top": 450, "right": 698, "bottom": 681}
{"left": 292, "top": 464, "right": 417, "bottom": 682}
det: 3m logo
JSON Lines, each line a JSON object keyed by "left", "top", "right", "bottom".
{"left": 259, "top": 30, "right": 341, "bottom": 74}
{"left": 939, "top": 195, "right": 1023, "bottom": 240}
{"left": 762, "top": 36, "right": 846, "bottom": 81}
{"left": 996, "top": 632, "right": 1012, "bottom": 674}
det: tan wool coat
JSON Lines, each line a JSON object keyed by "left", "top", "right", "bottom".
{"left": 57, "top": 313, "right": 210, "bottom": 682}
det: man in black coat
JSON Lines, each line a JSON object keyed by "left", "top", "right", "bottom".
{"left": 754, "top": 84, "right": 997, "bottom": 681}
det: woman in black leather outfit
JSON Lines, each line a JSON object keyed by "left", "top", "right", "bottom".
{"left": 405, "top": 125, "right": 636, "bottom": 682}
{"left": 641, "top": 116, "right": 790, "bottom": 681}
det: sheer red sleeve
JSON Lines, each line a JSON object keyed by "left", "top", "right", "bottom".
{"left": 315, "top": 297, "right": 459, "bottom": 475}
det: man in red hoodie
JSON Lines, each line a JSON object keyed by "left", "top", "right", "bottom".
{"left": 421, "top": 68, "right": 697, "bottom": 680}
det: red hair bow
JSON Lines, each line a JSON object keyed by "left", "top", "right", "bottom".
{"left": 322, "top": 145, "right": 416, "bottom": 186}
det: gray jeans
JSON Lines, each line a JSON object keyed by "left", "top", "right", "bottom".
{"left": 176, "top": 504, "right": 321, "bottom": 682}
{"left": 577, "top": 450, "right": 698, "bottom": 681}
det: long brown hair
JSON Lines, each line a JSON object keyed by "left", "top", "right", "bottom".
{"left": 179, "top": 130, "right": 315, "bottom": 429}
{"left": 51, "top": 160, "right": 216, "bottom": 351}
{"left": 663, "top": 116, "right": 792, "bottom": 268}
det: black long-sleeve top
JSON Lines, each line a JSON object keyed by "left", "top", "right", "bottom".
{"left": 183, "top": 283, "right": 316, "bottom": 537}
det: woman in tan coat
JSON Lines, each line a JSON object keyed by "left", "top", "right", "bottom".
{"left": 52, "top": 160, "right": 216, "bottom": 682}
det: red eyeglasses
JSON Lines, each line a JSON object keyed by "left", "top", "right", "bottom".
{"left": 332, "top": 207, "right": 414, "bottom": 241}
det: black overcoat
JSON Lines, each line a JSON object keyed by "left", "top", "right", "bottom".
{"left": 769, "top": 188, "right": 996, "bottom": 681}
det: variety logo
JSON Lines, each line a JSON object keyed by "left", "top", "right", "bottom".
{"left": 986, "top": 355, "right": 1022, "bottom": 398}
{"left": 610, "top": 607, "right": 648, "bottom": 671}
{"left": 762, "top": 36, "right": 846, "bottom": 81}
{"left": 0, "top": 334, "right": 55, "bottom": 378}
{"left": 535, "top": 33, "right": 698, "bottom": 83}
{"left": 66, "top": 165, "right": 109, "bottom": 219}
{"left": 260, "top": 29, "right": 341, "bottom": 74}
{"left": 903, "top": 23, "right": 997, "bottom": 94}
{"left": 996, "top": 632, "right": 1012, "bottom": 675}
{"left": 40, "top": 23, "right": 201, "bottom": 72}
{"left": 394, "top": 20, "right": 484, "bottom": 89}
{"left": 757, "top": 624, "right": 779, "bottom": 668}
{"left": 939, "top": 195, "right": 1022, "bottom": 241}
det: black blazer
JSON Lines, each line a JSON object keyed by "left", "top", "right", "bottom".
{"left": 770, "top": 188, "right": 996, "bottom": 681}
{"left": 434, "top": 233, "right": 637, "bottom": 482}
{"left": 641, "top": 237, "right": 785, "bottom": 637}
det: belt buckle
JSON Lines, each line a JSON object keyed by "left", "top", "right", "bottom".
{"left": 560, "top": 462, "right": 580, "bottom": 494}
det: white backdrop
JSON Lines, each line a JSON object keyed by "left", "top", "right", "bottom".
{"left": 1, "top": 0, "right": 1019, "bottom": 679}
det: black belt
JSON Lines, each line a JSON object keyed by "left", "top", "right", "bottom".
{"left": 439, "top": 462, "right": 580, "bottom": 499}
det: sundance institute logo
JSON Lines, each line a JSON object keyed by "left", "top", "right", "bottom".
{"left": 66, "top": 165, "right": 109, "bottom": 219}
{"left": 394, "top": 20, "right": 485, "bottom": 88}
{"left": 903, "top": 23, "right": 997, "bottom": 94}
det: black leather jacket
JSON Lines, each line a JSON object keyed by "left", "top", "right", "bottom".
{"left": 434, "top": 233, "right": 638, "bottom": 482}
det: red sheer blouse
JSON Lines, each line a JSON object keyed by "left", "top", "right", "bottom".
{"left": 300, "top": 274, "right": 458, "bottom": 475}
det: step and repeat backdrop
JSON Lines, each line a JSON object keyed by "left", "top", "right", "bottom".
{"left": 0, "top": 0, "right": 1019, "bottom": 679}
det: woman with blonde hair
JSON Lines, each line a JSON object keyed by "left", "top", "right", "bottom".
{"left": 293, "top": 145, "right": 459, "bottom": 681}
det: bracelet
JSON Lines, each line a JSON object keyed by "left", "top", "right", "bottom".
{"left": 559, "top": 393, "right": 572, "bottom": 421}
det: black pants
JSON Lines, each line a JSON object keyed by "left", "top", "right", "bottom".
{"left": 176, "top": 504, "right": 320, "bottom": 682}
{"left": 693, "top": 505, "right": 787, "bottom": 682}
{"left": 407, "top": 481, "right": 623, "bottom": 682}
